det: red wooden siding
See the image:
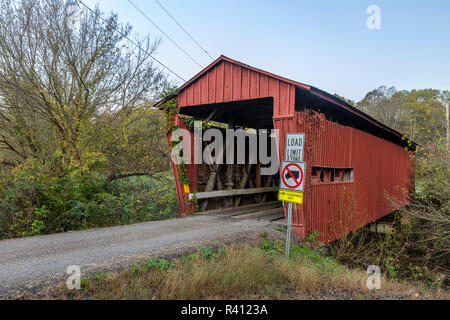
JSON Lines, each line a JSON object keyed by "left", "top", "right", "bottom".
{"left": 274, "top": 112, "right": 415, "bottom": 243}
{"left": 167, "top": 116, "right": 197, "bottom": 216}
{"left": 177, "top": 60, "right": 296, "bottom": 118}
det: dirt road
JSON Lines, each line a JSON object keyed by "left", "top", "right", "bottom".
{"left": 0, "top": 208, "right": 284, "bottom": 299}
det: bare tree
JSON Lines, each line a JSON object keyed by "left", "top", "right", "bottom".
{"left": 356, "top": 86, "right": 407, "bottom": 130}
{"left": 441, "top": 90, "right": 450, "bottom": 151}
{"left": 0, "top": 0, "right": 168, "bottom": 168}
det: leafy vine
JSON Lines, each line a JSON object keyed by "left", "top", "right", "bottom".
{"left": 179, "top": 116, "right": 212, "bottom": 132}
{"left": 163, "top": 97, "right": 178, "bottom": 136}
{"left": 163, "top": 97, "right": 191, "bottom": 187}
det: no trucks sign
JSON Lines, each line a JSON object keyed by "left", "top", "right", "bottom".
{"left": 279, "top": 161, "right": 305, "bottom": 192}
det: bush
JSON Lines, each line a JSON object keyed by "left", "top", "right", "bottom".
{"left": 146, "top": 258, "right": 174, "bottom": 271}
{"left": 0, "top": 159, "right": 178, "bottom": 239}
{"left": 329, "top": 149, "right": 449, "bottom": 288}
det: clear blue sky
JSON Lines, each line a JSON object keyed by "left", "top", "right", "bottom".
{"left": 84, "top": 0, "right": 450, "bottom": 101}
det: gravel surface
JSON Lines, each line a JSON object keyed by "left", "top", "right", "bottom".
{"left": 0, "top": 213, "right": 284, "bottom": 299}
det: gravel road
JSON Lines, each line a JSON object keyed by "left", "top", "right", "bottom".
{"left": 0, "top": 213, "right": 281, "bottom": 299}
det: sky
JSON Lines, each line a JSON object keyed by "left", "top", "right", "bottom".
{"left": 83, "top": 0, "right": 450, "bottom": 102}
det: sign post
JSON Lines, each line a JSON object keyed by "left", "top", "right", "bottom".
{"left": 285, "top": 202, "right": 293, "bottom": 258}
{"left": 279, "top": 132, "right": 306, "bottom": 259}
{"left": 279, "top": 160, "right": 305, "bottom": 258}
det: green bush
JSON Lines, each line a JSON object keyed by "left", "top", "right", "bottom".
{"left": 196, "top": 246, "right": 227, "bottom": 260}
{"left": 260, "top": 239, "right": 283, "bottom": 253}
{"left": 0, "top": 160, "right": 178, "bottom": 239}
{"left": 146, "top": 258, "right": 174, "bottom": 271}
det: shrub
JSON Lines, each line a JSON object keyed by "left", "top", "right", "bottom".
{"left": 196, "top": 246, "right": 227, "bottom": 260}
{"left": 0, "top": 160, "right": 178, "bottom": 239}
{"left": 146, "top": 258, "right": 174, "bottom": 271}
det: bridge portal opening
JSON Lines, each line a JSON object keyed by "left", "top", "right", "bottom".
{"left": 179, "top": 98, "right": 280, "bottom": 212}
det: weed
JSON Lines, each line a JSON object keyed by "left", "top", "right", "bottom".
{"left": 80, "top": 278, "right": 90, "bottom": 288}
{"left": 260, "top": 240, "right": 284, "bottom": 254}
{"left": 146, "top": 258, "right": 174, "bottom": 271}
{"left": 94, "top": 273, "right": 108, "bottom": 281}
{"left": 196, "top": 245, "right": 227, "bottom": 260}
{"left": 179, "top": 253, "right": 199, "bottom": 265}
{"left": 306, "top": 229, "right": 320, "bottom": 243}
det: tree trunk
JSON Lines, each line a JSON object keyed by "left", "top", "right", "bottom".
{"left": 445, "top": 100, "right": 449, "bottom": 151}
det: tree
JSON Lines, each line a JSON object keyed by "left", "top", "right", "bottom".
{"left": 356, "top": 86, "right": 407, "bottom": 130}
{"left": 402, "top": 89, "right": 446, "bottom": 151}
{"left": 334, "top": 93, "right": 355, "bottom": 107}
{"left": 0, "top": 0, "right": 169, "bottom": 179}
{"left": 440, "top": 90, "right": 450, "bottom": 151}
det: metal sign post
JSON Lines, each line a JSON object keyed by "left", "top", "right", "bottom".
{"left": 285, "top": 202, "right": 293, "bottom": 258}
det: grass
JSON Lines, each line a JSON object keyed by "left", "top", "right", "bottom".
{"left": 44, "top": 241, "right": 447, "bottom": 300}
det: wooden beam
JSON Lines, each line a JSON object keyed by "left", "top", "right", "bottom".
{"left": 215, "top": 169, "right": 233, "bottom": 207}
{"left": 235, "top": 164, "right": 253, "bottom": 207}
{"left": 189, "top": 187, "right": 278, "bottom": 200}
{"left": 200, "top": 165, "right": 219, "bottom": 210}
{"left": 205, "top": 108, "right": 218, "bottom": 122}
{"left": 256, "top": 161, "right": 261, "bottom": 188}
{"left": 256, "top": 160, "right": 262, "bottom": 202}
{"left": 200, "top": 140, "right": 225, "bottom": 211}
{"left": 261, "top": 175, "right": 274, "bottom": 202}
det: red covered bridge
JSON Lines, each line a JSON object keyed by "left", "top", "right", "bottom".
{"left": 157, "top": 56, "right": 416, "bottom": 243}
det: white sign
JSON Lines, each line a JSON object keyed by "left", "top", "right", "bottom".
{"left": 285, "top": 133, "right": 305, "bottom": 162}
{"left": 279, "top": 161, "right": 306, "bottom": 192}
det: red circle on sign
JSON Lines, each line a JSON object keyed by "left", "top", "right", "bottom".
{"left": 282, "top": 163, "right": 303, "bottom": 189}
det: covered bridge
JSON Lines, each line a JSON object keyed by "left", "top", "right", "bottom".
{"left": 157, "top": 56, "right": 416, "bottom": 243}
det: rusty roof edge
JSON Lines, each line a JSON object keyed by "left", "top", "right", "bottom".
{"left": 309, "top": 86, "right": 417, "bottom": 148}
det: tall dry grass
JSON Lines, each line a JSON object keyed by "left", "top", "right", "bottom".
{"left": 44, "top": 243, "right": 443, "bottom": 300}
